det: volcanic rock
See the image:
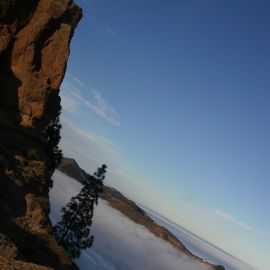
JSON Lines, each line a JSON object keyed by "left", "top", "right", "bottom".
{"left": 0, "top": 0, "right": 82, "bottom": 269}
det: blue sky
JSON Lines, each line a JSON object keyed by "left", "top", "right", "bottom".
{"left": 59, "top": 1, "right": 270, "bottom": 269}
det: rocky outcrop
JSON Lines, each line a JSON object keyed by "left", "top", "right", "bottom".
{"left": 58, "top": 157, "right": 87, "bottom": 184}
{"left": 0, "top": 0, "right": 82, "bottom": 269}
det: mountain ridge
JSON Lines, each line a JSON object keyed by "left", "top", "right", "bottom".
{"left": 58, "top": 157, "right": 225, "bottom": 270}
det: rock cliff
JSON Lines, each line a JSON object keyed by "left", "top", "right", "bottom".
{"left": 0, "top": 0, "right": 82, "bottom": 269}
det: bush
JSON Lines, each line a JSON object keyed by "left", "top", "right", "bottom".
{"left": 27, "top": 149, "right": 39, "bottom": 160}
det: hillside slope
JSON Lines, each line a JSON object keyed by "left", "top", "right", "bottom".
{"left": 58, "top": 157, "right": 225, "bottom": 270}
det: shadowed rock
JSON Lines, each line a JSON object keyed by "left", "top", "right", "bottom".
{"left": 0, "top": 0, "right": 82, "bottom": 269}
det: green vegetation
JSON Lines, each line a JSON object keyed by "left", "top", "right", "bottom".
{"left": 214, "top": 265, "right": 226, "bottom": 270}
{"left": 43, "top": 105, "right": 63, "bottom": 189}
{"left": 43, "top": 105, "right": 63, "bottom": 173}
{"left": 27, "top": 149, "right": 39, "bottom": 160}
{"left": 53, "top": 164, "right": 107, "bottom": 258}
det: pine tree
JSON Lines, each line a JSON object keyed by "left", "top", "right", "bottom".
{"left": 44, "top": 105, "right": 63, "bottom": 170}
{"left": 53, "top": 164, "right": 107, "bottom": 258}
{"left": 43, "top": 105, "right": 63, "bottom": 189}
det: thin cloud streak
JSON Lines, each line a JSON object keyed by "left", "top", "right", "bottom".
{"left": 59, "top": 117, "right": 143, "bottom": 200}
{"left": 60, "top": 117, "right": 120, "bottom": 168}
{"left": 87, "top": 89, "right": 120, "bottom": 126}
{"left": 106, "top": 26, "right": 119, "bottom": 39}
{"left": 61, "top": 94, "right": 80, "bottom": 113}
{"left": 66, "top": 71, "right": 85, "bottom": 87}
{"left": 213, "top": 209, "right": 255, "bottom": 232}
{"left": 176, "top": 201, "right": 256, "bottom": 233}
{"left": 61, "top": 73, "right": 120, "bottom": 126}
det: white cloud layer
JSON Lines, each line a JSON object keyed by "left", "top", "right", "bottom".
{"left": 145, "top": 210, "right": 259, "bottom": 270}
{"left": 50, "top": 171, "right": 212, "bottom": 270}
{"left": 61, "top": 73, "right": 120, "bottom": 126}
{"left": 57, "top": 116, "right": 261, "bottom": 270}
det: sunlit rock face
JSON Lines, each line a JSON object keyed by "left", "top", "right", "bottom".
{"left": 0, "top": 0, "right": 81, "bottom": 127}
{"left": 0, "top": 1, "right": 81, "bottom": 269}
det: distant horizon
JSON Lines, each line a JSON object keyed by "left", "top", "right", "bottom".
{"left": 54, "top": 164, "right": 257, "bottom": 270}
{"left": 57, "top": 156, "right": 257, "bottom": 270}
{"left": 143, "top": 205, "right": 259, "bottom": 270}
{"left": 51, "top": 170, "right": 217, "bottom": 270}
{"left": 141, "top": 205, "right": 258, "bottom": 270}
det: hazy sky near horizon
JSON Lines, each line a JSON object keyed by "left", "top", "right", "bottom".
{"left": 59, "top": 1, "right": 270, "bottom": 270}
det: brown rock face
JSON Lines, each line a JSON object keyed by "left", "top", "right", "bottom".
{"left": 0, "top": 0, "right": 82, "bottom": 269}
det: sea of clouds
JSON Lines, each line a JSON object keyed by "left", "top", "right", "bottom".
{"left": 145, "top": 209, "right": 258, "bottom": 270}
{"left": 50, "top": 170, "right": 212, "bottom": 270}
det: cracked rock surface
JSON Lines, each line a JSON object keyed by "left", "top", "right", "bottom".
{"left": 0, "top": 1, "right": 82, "bottom": 269}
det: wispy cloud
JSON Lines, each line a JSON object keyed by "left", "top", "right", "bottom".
{"left": 59, "top": 117, "right": 141, "bottom": 199}
{"left": 66, "top": 72, "right": 85, "bottom": 87}
{"left": 87, "top": 89, "right": 120, "bottom": 126}
{"left": 106, "top": 26, "right": 119, "bottom": 39}
{"left": 61, "top": 73, "right": 120, "bottom": 126}
{"left": 176, "top": 200, "right": 257, "bottom": 234}
{"left": 60, "top": 94, "right": 80, "bottom": 113}
{"left": 60, "top": 117, "right": 120, "bottom": 170}
{"left": 213, "top": 209, "right": 254, "bottom": 231}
